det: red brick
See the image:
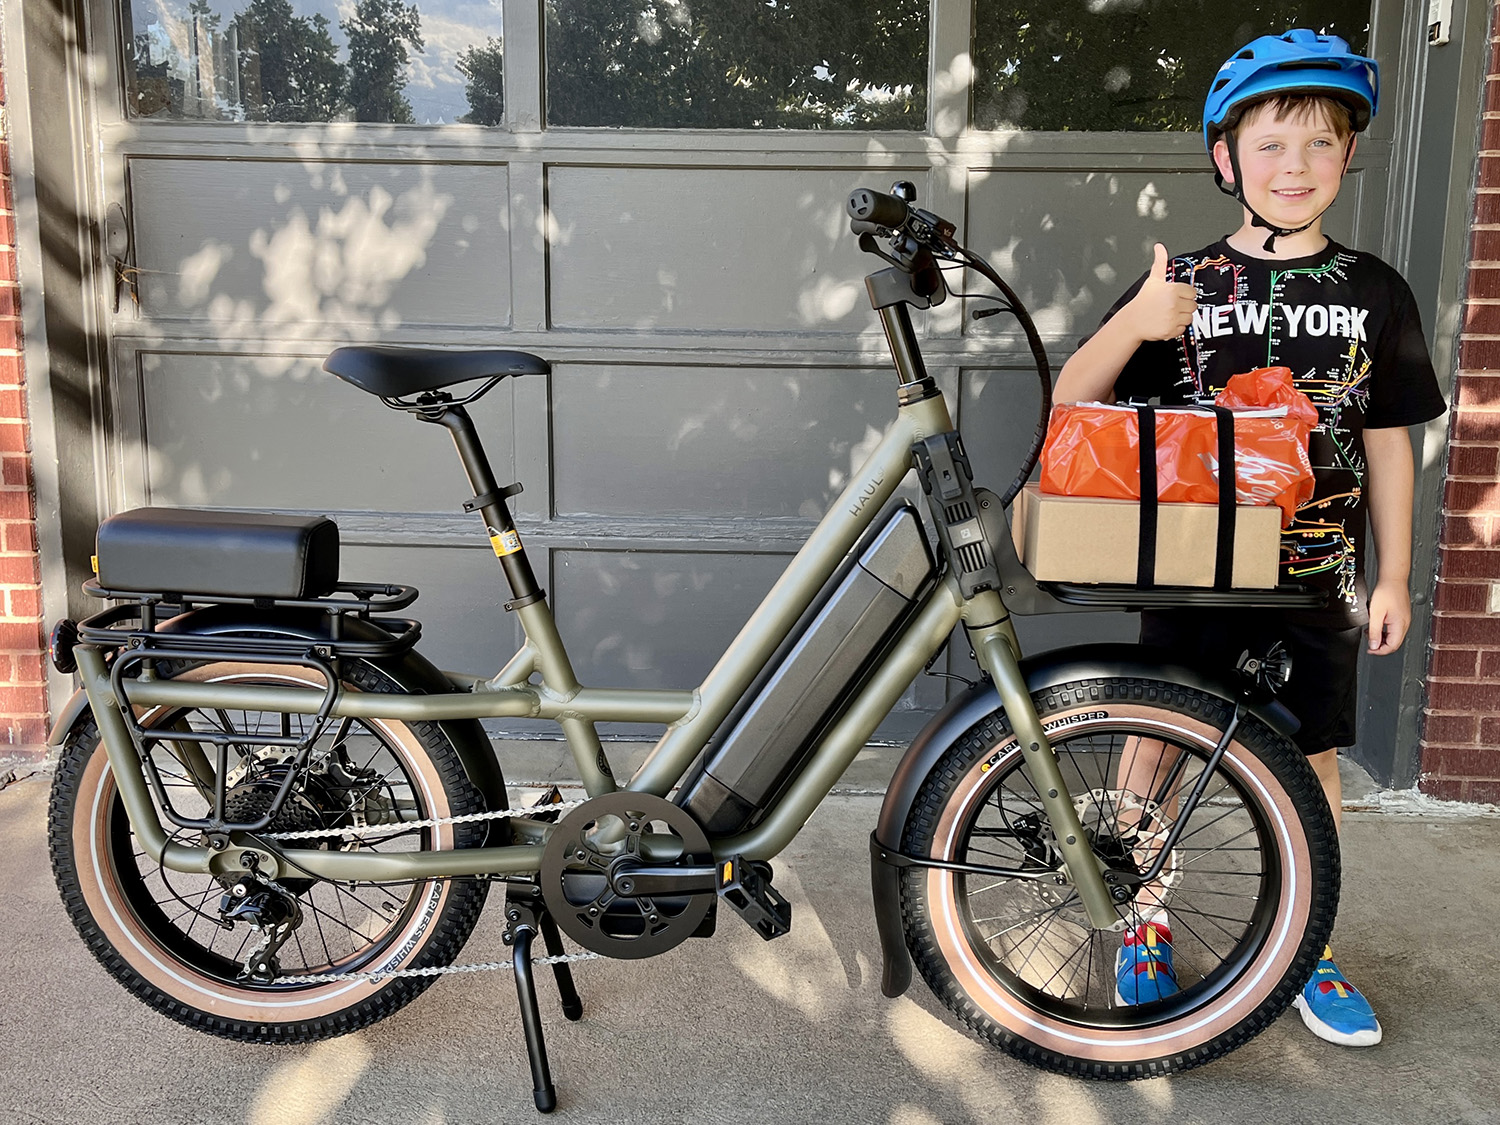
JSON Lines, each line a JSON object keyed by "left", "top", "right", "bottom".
{"left": 1, "top": 455, "right": 28, "bottom": 488}
{"left": 1428, "top": 646, "right": 1480, "bottom": 677}
{"left": 1420, "top": 745, "right": 1500, "bottom": 776}
{"left": 3, "top": 716, "right": 48, "bottom": 745}
{"left": 6, "top": 586, "right": 41, "bottom": 618}
{"left": 0, "top": 387, "right": 25, "bottom": 419}
{"left": 0, "top": 319, "right": 21, "bottom": 352}
{"left": 0, "top": 253, "right": 14, "bottom": 283}
{"left": 2, "top": 522, "right": 36, "bottom": 553}
{"left": 1440, "top": 515, "right": 1494, "bottom": 549}
{"left": 8, "top": 651, "right": 45, "bottom": 683}
{"left": 0, "top": 287, "right": 18, "bottom": 318}
{"left": 1476, "top": 153, "right": 1500, "bottom": 189}
{"left": 1458, "top": 337, "right": 1500, "bottom": 368}
{"left": 1433, "top": 578, "right": 1490, "bottom": 610}
{"left": 1453, "top": 409, "right": 1500, "bottom": 440}
{"left": 1444, "top": 478, "right": 1500, "bottom": 512}
{"left": 1484, "top": 116, "right": 1500, "bottom": 152}
{"left": 1438, "top": 546, "right": 1500, "bottom": 579}
{"left": 1481, "top": 649, "right": 1500, "bottom": 678}
{"left": 1463, "top": 301, "right": 1500, "bottom": 334}
{"left": 0, "top": 684, "right": 46, "bottom": 714}
{"left": 1476, "top": 192, "right": 1500, "bottom": 225}
{"left": 0, "top": 555, "right": 38, "bottom": 584}
{"left": 0, "top": 422, "right": 28, "bottom": 453}
{"left": 0, "top": 357, "right": 23, "bottom": 386}
{"left": 1473, "top": 229, "right": 1500, "bottom": 260}
{"left": 1426, "top": 678, "right": 1500, "bottom": 712}
{"left": 1481, "top": 715, "right": 1500, "bottom": 745}
{"left": 1469, "top": 264, "right": 1500, "bottom": 299}
{"left": 1457, "top": 373, "right": 1500, "bottom": 405}
{"left": 1417, "top": 776, "right": 1468, "bottom": 801}
{"left": 1447, "top": 443, "right": 1500, "bottom": 477}
{"left": 0, "top": 490, "right": 33, "bottom": 520}
{"left": 1467, "top": 780, "right": 1500, "bottom": 803}
{"left": 1422, "top": 713, "right": 1479, "bottom": 744}
{"left": 0, "top": 619, "right": 42, "bottom": 649}
{"left": 0, "top": 214, "right": 13, "bottom": 247}
{"left": 1432, "top": 614, "right": 1500, "bottom": 645}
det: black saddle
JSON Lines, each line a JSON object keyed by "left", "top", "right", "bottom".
{"left": 324, "top": 346, "right": 550, "bottom": 399}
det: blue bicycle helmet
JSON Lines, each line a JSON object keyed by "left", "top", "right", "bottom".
{"left": 1203, "top": 29, "right": 1380, "bottom": 251}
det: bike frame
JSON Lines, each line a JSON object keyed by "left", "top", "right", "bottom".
{"left": 74, "top": 303, "right": 1123, "bottom": 929}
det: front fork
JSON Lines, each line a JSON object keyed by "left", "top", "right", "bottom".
{"left": 962, "top": 594, "right": 1125, "bottom": 932}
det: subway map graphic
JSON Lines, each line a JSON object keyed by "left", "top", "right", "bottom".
{"left": 1168, "top": 249, "right": 1371, "bottom": 608}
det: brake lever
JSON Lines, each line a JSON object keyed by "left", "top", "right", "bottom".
{"left": 858, "top": 232, "right": 905, "bottom": 269}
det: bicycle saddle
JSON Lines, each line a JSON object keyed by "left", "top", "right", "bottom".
{"left": 323, "top": 345, "right": 550, "bottom": 399}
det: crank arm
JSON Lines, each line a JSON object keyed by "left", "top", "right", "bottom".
{"left": 609, "top": 864, "right": 718, "bottom": 897}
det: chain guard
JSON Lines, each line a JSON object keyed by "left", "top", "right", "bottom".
{"left": 539, "top": 792, "right": 714, "bottom": 960}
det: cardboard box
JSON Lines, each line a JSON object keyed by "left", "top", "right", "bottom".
{"left": 1011, "top": 483, "right": 1282, "bottom": 588}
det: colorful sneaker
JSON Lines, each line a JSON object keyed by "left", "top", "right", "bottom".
{"left": 1114, "top": 913, "right": 1179, "bottom": 1005}
{"left": 1292, "top": 946, "right": 1383, "bottom": 1046}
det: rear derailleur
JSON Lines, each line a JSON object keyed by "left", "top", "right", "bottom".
{"left": 219, "top": 875, "right": 302, "bottom": 983}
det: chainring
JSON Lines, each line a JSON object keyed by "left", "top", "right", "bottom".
{"left": 539, "top": 792, "right": 714, "bottom": 960}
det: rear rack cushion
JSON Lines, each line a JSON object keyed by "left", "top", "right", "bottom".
{"left": 95, "top": 508, "right": 339, "bottom": 600}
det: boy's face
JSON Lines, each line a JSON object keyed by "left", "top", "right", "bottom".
{"left": 1212, "top": 102, "right": 1353, "bottom": 231}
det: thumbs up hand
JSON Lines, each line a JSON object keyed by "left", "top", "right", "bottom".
{"left": 1127, "top": 244, "right": 1198, "bottom": 341}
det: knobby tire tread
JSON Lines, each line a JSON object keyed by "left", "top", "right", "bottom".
{"left": 899, "top": 676, "right": 1339, "bottom": 1079}
{"left": 47, "top": 659, "right": 492, "bottom": 1045}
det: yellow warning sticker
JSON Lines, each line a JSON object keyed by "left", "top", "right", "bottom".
{"left": 490, "top": 529, "right": 523, "bottom": 557}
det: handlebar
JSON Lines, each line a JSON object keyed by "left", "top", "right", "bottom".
{"left": 847, "top": 187, "right": 910, "bottom": 230}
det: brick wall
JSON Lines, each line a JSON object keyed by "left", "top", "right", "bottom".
{"left": 1420, "top": 2, "right": 1500, "bottom": 804}
{"left": 0, "top": 52, "right": 48, "bottom": 748}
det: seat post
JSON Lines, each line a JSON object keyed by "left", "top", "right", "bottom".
{"left": 428, "top": 404, "right": 543, "bottom": 606}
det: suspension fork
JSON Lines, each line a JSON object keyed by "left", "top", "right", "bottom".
{"left": 964, "top": 593, "right": 1124, "bottom": 932}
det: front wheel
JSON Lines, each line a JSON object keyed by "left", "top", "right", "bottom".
{"left": 900, "top": 676, "right": 1338, "bottom": 1078}
{"left": 48, "top": 657, "right": 494, "bottom": 1043}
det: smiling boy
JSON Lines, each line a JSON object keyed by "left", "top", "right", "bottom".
{"left": 1054, "top": 30, "right": 1446, "bottom": 1046}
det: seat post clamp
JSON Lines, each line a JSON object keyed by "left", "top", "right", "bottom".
{"left": 504, "top": 591, "right": 546, "bottom": 613}
{"left": 464, "top": 482, "right": 524, "bottom": 513}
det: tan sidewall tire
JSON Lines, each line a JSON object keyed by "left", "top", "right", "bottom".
{"left": 914, "top": 697, "right": 1318, "bottom": 1066}
{"left": 66, "top": 663, "right": 465, "bottom": 1026}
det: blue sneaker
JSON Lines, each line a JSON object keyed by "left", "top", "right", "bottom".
{"left": 1292, "top": 946, "right": 1383, "bottom": 1046}
{"left": 1115, "top": 914, "right": 1179, "bottom": 1005}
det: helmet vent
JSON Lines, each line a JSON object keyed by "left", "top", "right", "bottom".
{"left": 1213, "top": 78, "right": 1230, "bottom": 92}
{"left": 1237, "top": 49, "right": 1256, "bottom": 59}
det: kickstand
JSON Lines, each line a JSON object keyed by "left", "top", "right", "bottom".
{"left": 505, "top": 885, "right": 585, "bottom": 1113}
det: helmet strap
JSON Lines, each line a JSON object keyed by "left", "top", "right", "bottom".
{"left": 1213, "top": 133, "right": 1352, "bottom": 254}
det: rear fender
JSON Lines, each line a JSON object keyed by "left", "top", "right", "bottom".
{"left": 869, "top": 642, "right": 1299, "bottom": 998}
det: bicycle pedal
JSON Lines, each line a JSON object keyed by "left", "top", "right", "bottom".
{"left": 717, "top": 856, "right": 791, "bottom": 941}
{"left": 526, "top": 785, "right": 567, "bottom": 823}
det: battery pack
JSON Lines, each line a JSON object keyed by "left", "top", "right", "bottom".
{"left": 679, "top": 503, "right": 935, "bottom": 835}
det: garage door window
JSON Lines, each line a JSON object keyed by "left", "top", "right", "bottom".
{"left": 122, "top": 0, "right": 505, "bottom": 125}
{"left": 972, "top": 3, "right": 1370, "bottom": 131}
{"left": 544, "top": 0, "right": 928, "bottom": 129}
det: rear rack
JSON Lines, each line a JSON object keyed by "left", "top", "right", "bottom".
{"left": 76, "top": 579, "right": 426, "bottom": 839}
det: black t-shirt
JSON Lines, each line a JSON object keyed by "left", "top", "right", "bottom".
{"left": 1092, "top": 238, "right": 1446, "bottom": 622}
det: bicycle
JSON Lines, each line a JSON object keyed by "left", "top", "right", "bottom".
{"left": 44, "top": 183, "right": 1337, "bottom": 1112}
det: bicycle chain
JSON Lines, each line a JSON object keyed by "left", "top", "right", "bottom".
{"left": 257, "top": 797, "right": 603, "bottom": 982}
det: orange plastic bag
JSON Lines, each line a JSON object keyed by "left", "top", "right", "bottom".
{"left": 1039, "top": 367, "right": 1316, "bottom": 526}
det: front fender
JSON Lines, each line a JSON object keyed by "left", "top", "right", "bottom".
{"left": 869, "top": 642, "right": 1300, "bottom": 998}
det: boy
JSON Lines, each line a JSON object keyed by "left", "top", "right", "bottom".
{"left": 1054, "top": 30, "right": 1446, "bottom": 1046}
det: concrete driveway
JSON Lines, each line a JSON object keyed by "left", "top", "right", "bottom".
{"left": 1, "top": 766, "right": 1497, "bottom": 1125}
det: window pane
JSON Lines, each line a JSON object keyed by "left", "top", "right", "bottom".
{"left": 545, "top": 0, "right": 928, "bottom": 129}
{"left": 122, "top": 0, "right": 505, "bottom": 124}
{"left": 973, "top": 3, "right": 1371, "bottom": 132}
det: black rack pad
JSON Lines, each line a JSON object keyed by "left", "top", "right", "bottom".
{"left": 96, "top": 508, "right": 339, "bottom": 600}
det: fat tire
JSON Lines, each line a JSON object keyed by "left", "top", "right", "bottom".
{"left": 899, "top": 675, "right": 1338, "bottom": 1078}
{"left": 47, "top": 658, "right": 493, "bottom": 1044}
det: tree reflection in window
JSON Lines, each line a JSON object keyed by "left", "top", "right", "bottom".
{"left": 122, "top": 0, "right": 497, "bottom": 124}
{"left": 544, "top": 0, "right": 928, "bottom": 129}
{"left": 973, "top": 3, "right": 1370, "bottom": 132}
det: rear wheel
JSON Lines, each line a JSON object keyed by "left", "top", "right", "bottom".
{"left": 48, "top": 658, "right": 493, "bottom": 1042}
{"left": 900, "top": 676, "right": 1337, "bottom": 1077}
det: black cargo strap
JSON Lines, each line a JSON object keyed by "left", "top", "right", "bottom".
{"left": 1133, "top": 406, "right": 1238, "bottom": 590}
{"left": 1210, "top": 406, "right": 1237, "bottom": 591}
{"left": 1135, "top": 406, "right": 1158, "bottom": 588}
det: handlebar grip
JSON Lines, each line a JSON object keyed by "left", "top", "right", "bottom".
{"left": 847, "top": 188, "right": 909, "bottom": 230}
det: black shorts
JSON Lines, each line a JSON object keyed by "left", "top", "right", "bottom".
{"left": 1139, "top": 608, "right": 1364, "bottom": 756}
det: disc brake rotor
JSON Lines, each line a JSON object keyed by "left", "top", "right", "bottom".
{"left": 1072, "top": 787, "right": 1182, "bottom": 902}
{"left": 540, "top": 792, "right": 713, "bottom": 960}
